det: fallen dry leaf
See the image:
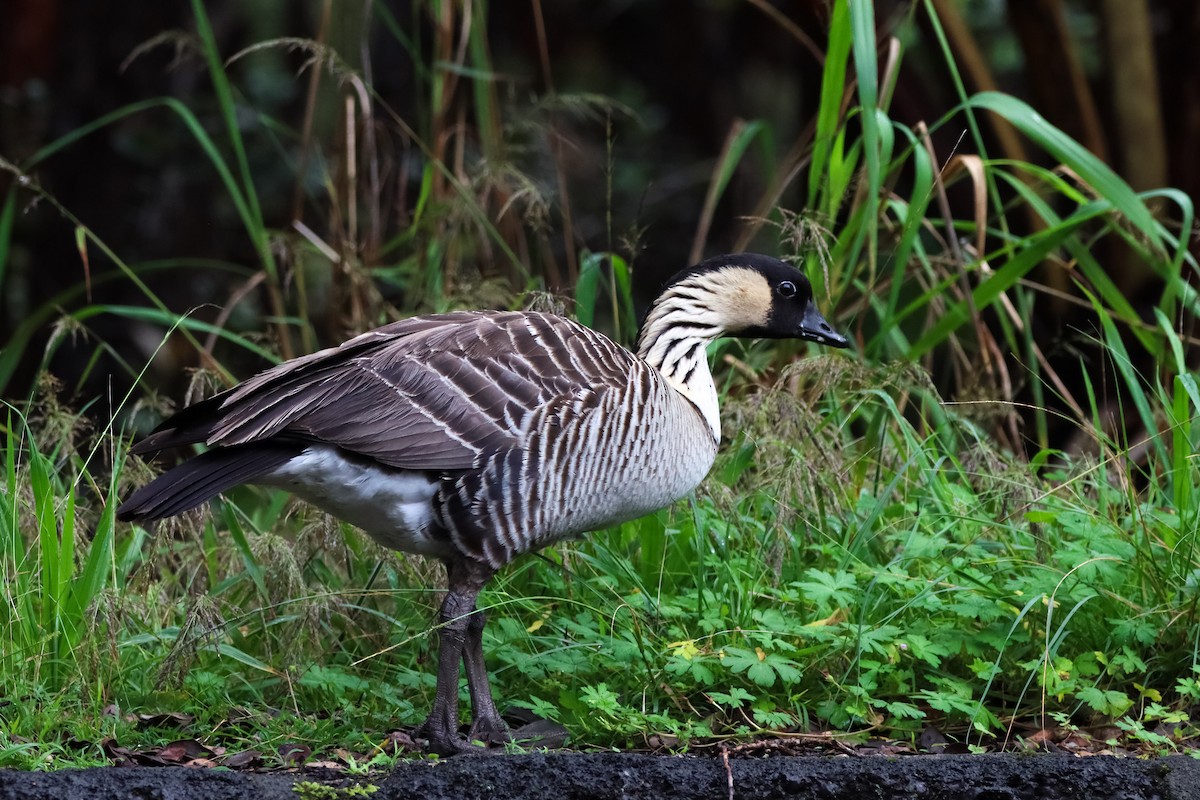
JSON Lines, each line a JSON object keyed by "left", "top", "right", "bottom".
{"left": 135, "top": 711, "right": 194, "bottom": 729}
{"left": 158, "top": 739, "right": 212, "bottom": 763}
{"left": 278, "top": 742, "right": 311, "bottom": 765}
{"left": 381, "top": 731, "right": 420, "bottom": 754}
{"left": 222, "top": 749, "right": 262, "bottom": 769}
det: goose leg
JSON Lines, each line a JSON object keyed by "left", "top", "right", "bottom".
{"left": 463, "top": 609, "right": 509, "bottom": 744}
{"left": 413, "top": 558, "right": 494, "bottom": 755}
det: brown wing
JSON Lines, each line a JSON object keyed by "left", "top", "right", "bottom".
{"left": 133, "top": 310, "right": 636, "bottom": 472}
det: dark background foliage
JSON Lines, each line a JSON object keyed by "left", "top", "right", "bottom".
{"left": 2, "top": 0, "right": 1196, "bottom": 444}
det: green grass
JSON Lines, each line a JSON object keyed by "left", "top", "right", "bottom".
{"left": 2, "top": 0, "right": 1199, "bottom": 768}
{"left": 4, "top": 350, "right": 1200, "bottom": 764}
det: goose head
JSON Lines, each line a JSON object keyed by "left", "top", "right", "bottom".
{"left": 637, "top": 253, "right": 849, "bottom": 356}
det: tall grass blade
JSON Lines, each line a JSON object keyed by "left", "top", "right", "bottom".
{"left": 903, "top": 210, "right": 1115, "bottom": 358}
{"left": 964, "top": 92, "right": 1160, "bottom": 250}
{"left": 848, "top": 0, "right": 880, "bottom": 274}
{"left": 809, "top": 0, "right": 851, "bottom": 211}
{"left": 1089, "top": 294, "right": 1164, "bottom": 464}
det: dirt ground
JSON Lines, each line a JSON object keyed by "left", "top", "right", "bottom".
{"left": 1, "top": 753, "right": 1199, "bottom": 800}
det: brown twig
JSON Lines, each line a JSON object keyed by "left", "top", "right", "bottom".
{"left": 721, "top": 747, "right": 734, "bottom": 800}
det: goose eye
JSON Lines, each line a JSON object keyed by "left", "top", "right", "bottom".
{"left": 777, "top": 281, "right": 797, "bottom": 298}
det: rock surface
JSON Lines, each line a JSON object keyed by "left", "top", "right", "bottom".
{"left": 2, "top": 753, "right": 1198, "bottom": 799}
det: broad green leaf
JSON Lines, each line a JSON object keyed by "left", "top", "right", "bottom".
{"left": 965, "top": 92, "right": 1160, "bottom": 250}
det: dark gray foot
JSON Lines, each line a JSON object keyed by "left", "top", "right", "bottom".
{"left": 467, "top": 712, "right": 512, "bottom": 746}
{"left": 414, "top": 715, "right": 478, "bottom": 757}
{"left": 414, "top": 711, "right": 512, "bottom": 755}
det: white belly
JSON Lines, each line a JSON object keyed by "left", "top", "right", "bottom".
{"left": 260, "top": 446, "right": 453, "bottom": 559}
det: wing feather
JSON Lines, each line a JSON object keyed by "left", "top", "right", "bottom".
{"left": 135, "top": 311, "right": 638, "bottom": 472}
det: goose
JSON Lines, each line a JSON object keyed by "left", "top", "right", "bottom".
{"left": 117, "top": 252, "right": 848, "bottom": 755}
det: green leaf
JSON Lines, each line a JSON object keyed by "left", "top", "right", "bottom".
{"left": 1077, "top": 687, "right": 1133, "bottom": 718}
{"left": 580, "top": 683, "right": 621, "bottom": 714}
{"left": 769, "top": 658, "right": 803, "bottom": 686}
{"left": 709, "top": 687, "right": 756, "bottom": 708}
{"left": 964, "top": 92, "right": 1159, "bottom": 248}
{"left": 576, "top": 253, "right": 602, "bottom": 328}
{"left": 746, "top": 660, "right": 776, "bottom": 689}
{"left": 794, "top": 569, "right": 857, "bottom": 609}
{"left": 884, "top": 701, "right": 926, "bottom": 721}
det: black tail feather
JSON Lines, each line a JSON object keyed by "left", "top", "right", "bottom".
{"left": 117, "top": 442, "right": 304, "bottom": 522}
{"left": 128, "top": 394, "right": 229, "bottom": 456}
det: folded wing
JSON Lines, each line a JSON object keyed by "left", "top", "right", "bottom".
{"left": 132, "top": 311, "right": 633, "bottom": 472}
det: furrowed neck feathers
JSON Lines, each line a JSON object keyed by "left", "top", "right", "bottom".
{"left": 635, "top": 266, "right": 771, "bottom": 442}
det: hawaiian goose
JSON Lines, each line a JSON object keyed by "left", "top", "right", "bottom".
{"left": 117, "top": 252, "right": 848, "bottom": 755}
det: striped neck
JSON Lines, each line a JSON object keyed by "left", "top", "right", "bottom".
{"left": 635, "top": 280, "right": 728, "bottom": 442}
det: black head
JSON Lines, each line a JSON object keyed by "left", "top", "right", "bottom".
{"left": 658, "top": 253, "right": 849, "bottom": 348}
